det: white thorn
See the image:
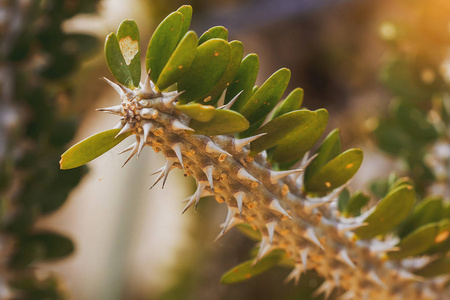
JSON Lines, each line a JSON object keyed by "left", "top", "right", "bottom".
{"left": 150, "top": 169, "right": 165, "bottom": 190}
{"left": 182, "top": 181, "right": 207, "bottom": 213}
{"left": 113, "top": 121, "right": 124, "bottom": 129}
{"left": 213, "top": 230, "right": 224, "bottom": 243}
{"left": 269, "top": 199, "right": 291, "bottom": 219}
{"left": 255, "top": 237, "right": 271, "bottom": 262}
{"left": 270, "top": 169, "right": 303, "bottom": 184}
{"left": 338, "top": 249, "right": 356, "bottom": 269}
{"left": 304, "top": 227, "right": 323, "bottom": 250}
{"left": 321, "top": 218, "right": 368, "bottom": 234}
{"left": 151, "top": 166, "right": 164, "bottom": 176}
{"left": 218, "top": 90, "right": 243, "bottom": 109}
{"left": 266, "top": 221, "right": 277, "bottom": 244}
{"left": 203, "top": 166, "right": 214, "bottom": 191}
{"left": 164, "top": 91, "right": 184, "bottom": 108}
{"left": 182, "top": 189, "right": 213, "bottom": 203}
{"left": 171, "top": 119, "right": 194, "bottom": 132}
{"left": 115, "top": 122, "right": 133, "bottom": 138}
{"left": 260, "top": 150, "right": 268, "bottom": 160}
{"left": 333, "top": 270, "right": 340, "bottom": 287}
{"left": 205, "top": 141, "right": 231, "bottom": 157}
{"left": 162, "top": 158, "right": 176, "bottom": 188}
{"left": 122, "top": 138, "right": 139, "bottom": 167}
{"left": 103, "top": 77, "right": 125, "bottom": 97}
{"left": 140, "top": 108, "right": 158, "bottom": 119}
{"left": 138, "top": 122, "right": 153, "bottom": 156}
{"left": 312, "top": 281, "right": 334, "bottom": 300}
{"left": 397, "top": 270, "right": 424, "bottom": 282}
{"left": 96, "top": 105, "right": 123, "bottom": 115}
{"left": 237, "top": 168, "right": 260, "bottom": 184}
{"left": 172, "top": 143, "right": 184, "bottom": 169}
{"left": 340, "top": 205, "right": 377, "bottom": 224}
{"left": 284, "top": 264, "right": 303, "bottom": 285}
{"left": 118, "top": 142, "right": 136, "bottom": 155}
{"left": 368, "top": 270, "right": 387, "bottom": 289}
{"left": 234, "top": 133, "right": 267, "bottom": 152}
{"left": 233, "top": 192, "right": 245, "bottom": 217}
{"left": 222, "top": 206, "right": 239, "bottom": 233}
{"left": 336, "top": 291, "right": 355, "bottom": 300}
{"left": 142, "top": 69, "right": 156, "bottom": 96}
{"left": 303, "top": 199, "right": 331, "bottom": 211}
{"left": 300, "top": 248, "right": 309, "bottom": 272}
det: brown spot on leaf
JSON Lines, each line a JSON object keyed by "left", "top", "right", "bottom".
{"left": 119, "top": 36, "right": 139, "bottom": 65}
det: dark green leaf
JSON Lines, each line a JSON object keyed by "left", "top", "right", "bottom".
{"left": 176, "top": 103, "right": 216, "bottom": 122}
{"left": 116, "top": 19, "right": 141, "bottom": 87}
{"left": 198, "top": 26, "right": 228, "bottom": 45}
{"left": 394, "top": 100, "right": 439, "bottom": 141}
{"left": 271, "top": 88, "right": 304, "bottom": 120}
{"left": 146, "top": 12, "right": 183, "bottom": 84}
{"left": 304, "top": 149, "right": 363, "bottom": 193}
{"left": 60, "top": 129, "right": 132, "bottom": 169}
{"left": 156, "top": 31, "right": 198, "bottom": 90}
{"left": 249, "top": 110, "right": 317, "bottom": 154}
{"left": 355, "top": 186, "right": 415, "bottom": 239}
{"left": 178, "top": 39, "right": 231, "bottom": 104}
{"left": 240, "top": 68, "right": 291, "bottom": 125}
{"left": 225, "top": 54, "right": 259, "bottom": 111}
{"left": 345, "top": 191, "right": 370, "bottom": 217}
{"left": 189, "top": 109, "right": 249, "bottom": 135}
{"left": 414, "top": 257, "right": 450, "bottom": 278}
{"left": 105, "top": 33, "right": 134, "bottom": 88}
{"left": 387, "top": 223, "right": 439, "bottom": 259}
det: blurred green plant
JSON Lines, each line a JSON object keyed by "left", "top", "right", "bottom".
{"left": 0, "top": 0, "right": 100, "bottom": 298}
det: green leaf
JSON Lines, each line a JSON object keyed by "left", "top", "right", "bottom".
{"left": 30, "top": 232, "right": 75, "bottom": 260}
{"left": 272, "top": 108, "right": 329, "bottom": 165}
{"left": 240, "top": 68, "right": 291, "bottom": 125}
{"left": 176, "top": 103, "right": 216, "bottom": 122}
{"left": 105, "top": 33, "right": 134, "bottom": 88}
{"left": 116, "top": 19, "right": 141, "bottom": 87}
{"left": 387, "top": 223, "right": 440, "bottom": 259}
{"left": 145, "top": 12, "right": 183, "bottom": 84}
{"left": 354, "top": 186, "right": 415, "bottom": 240}
{"left": 156, "top": 31, "right": 198, "bottom": 91}
{"left": 189, "top": 109, "right": 249, "bottom": 135}
{"left": 236, "top": 223, "right": 262, "bottom": 241}
{"left": 271, "top": 88, "right": 304, "bottom": 120}
{"left": 220, "top": 252, "right": 283, "bottom": 284}
{"left": 345, "top": 191, "right": 370, "bottom": 217}
{"left": 304, "top": 129, "right": 341, "bottom": 182}
{"left": 338, "top": 188, "right": 350, "bottom": 213}
{"left": 177, "top": 5, "right": 193, "bottom": 43}
{"left": 414, "top": 257, "right": 450, "bottom": 278}
{"left": 60, "top": 129, "right": 132, "bottom": 170}
{"left": 304, "top": 149, "right": 363, "bottom": 193}
{"left": 249, "top": 110, "right": 317, "bottom": 154}
{"left": 178, "top": 39, "right": 231, "bottom": 104}
{"left": 206, "top": 40, "right": 244, "bottom": 105}
{"left": 225, "top": 54, "right": 259, "bottom": 111}
{"left": 198, "top": 26, "right": 228, "bottom": 45}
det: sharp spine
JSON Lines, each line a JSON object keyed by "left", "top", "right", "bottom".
{"left": 205, "top": 141, "right": 231, "bottom": 157}
{"left": 222, "top": 206, "right": 239, "bottom": 233}
{"left": 203, "top": 166, "right": 214, "bottom": 191}
{"left": 237, "top": 168, "right": 260, "bottom": 184}
{"left": 171, "top": 120, "right": 194, "bottom": 132}
{"left": 161, "top": 158, "right": 176, "bottom": 188}
{"left": 312, "top": 281, "right": 334, "bottom": 300}
{"left": 338, "top": 249, "right": 356, "bottom": 269}
{"left": 103, "top": 77, "right": 125, "bottom": 97}
{"left": 234, "top": 133, "right": 266, "bottom": 152}
{"left": 255, "top": 237, "right": 271, "bottom": 262}
{"left": 119, "top": 142, "right": 136, "bottom": 155}
{"left": 96, "top": 105, "right": 122, "bottom": 115}
{"left": 138, "top": 122, "right": 153, "bottom": 156}
{"left": 266, "top": 221, "right": 277, "bottom": 244}
{"left": 300, "top": 248, "right": 309, "bottom": 272}
{"left": 142, "top": 70, "right": 156, "bottom": 96}
{"left": 115, "top": 122, "right": 133, "bottom": 138}
{"left": 218, "top": 90, "right": 242, "bottom": 109}
{"left": 270, "top": 169, "right": 303, "bottom": 184}
{"left": 233, "top": 191, "right": 245, "bottom": 217}
{"left": 284, "top": 263, "right": 303, "bottom": 285}
{"left": 182, "top": 181, "right": 207, "bottom": 213}
{"left": 164, "top": 91, "right": 184, "bottom": 108}
{"left": 172, "top": 143, "right": 184, "bottom": 169}
{"left": 269, "top": 199, "right": 291, "bottom": 219}
{"left": 122, "top": 140, "right": 140, "bottom": 167}
{"left": 368, "top": 270, "right": 386, "bottom": 289}
{"left": 304, "top": 227, "right": 324, "bottom": 250}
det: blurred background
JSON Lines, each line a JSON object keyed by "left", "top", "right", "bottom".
{"left": 1, "top": 0, "right": 449, "bottom": 299}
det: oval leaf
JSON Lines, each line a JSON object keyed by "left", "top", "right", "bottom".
{"left": 226, "top": 54, "right": 259, "bottom": 111}
{"left": 240, "top": 68, "right": 291, "bottom": 125}
{"left": 60, "top": 129, "right": 131, "bottom": 170}
{"left": 189, "top": 109, "right": 249, "bottom": 135}
{"left": 272, "top": 108, "right": 329, "bottom": 166}
{"left": 146, "top": 12, "right": 183, "bottom": 84}
{"left": 116, "top": 19, "right": 141, "bottom": 87}
{"left": 220, "top": 253, "right": 283, "bottom": 284}
{"left": 414, "top": 257, "right": 450, "bottom": 278}
{"left": 387, "top": 223, "right": 440, "bottom": 260}
{"left": 355, "top": 185, "right": 415, "bottom": 240}
{"left": 250, "top": 110, "right": 317, "bottom": 154}
{"left": 198, "top": 26, "right": 228, "bottom": 45}
{"left": 304, "top": 149, "right": 363, "bottom": 193}
{"left": 156, "top": 31, "right": 198, "bottom": 90}
{"left": 271, "top": 88, "right": 304, "bottom": 120}
{"left": 178, "top": 39, "right": 231, "bottom": 104}
{"left": 105, "top": 33, "right": 134, "bottom": 88}
{"left": 177, "top": 5, "right": 193, "bottom": 43}
{"left": 176, "top": 103, "right": 216, "bottom": 122}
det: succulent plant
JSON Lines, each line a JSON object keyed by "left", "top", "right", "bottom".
{"left": 61, "top": 5, "right": 450, "bottom": 299}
